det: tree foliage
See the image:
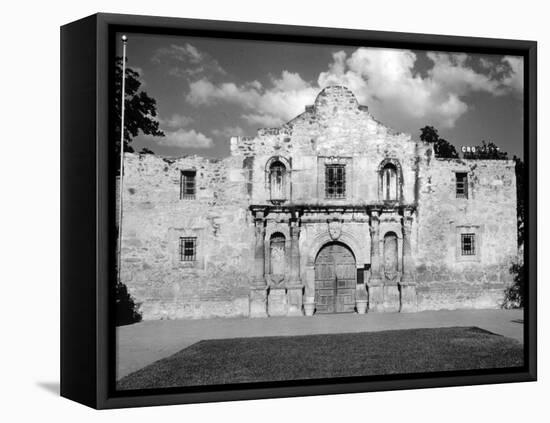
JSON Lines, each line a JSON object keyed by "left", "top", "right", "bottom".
{"left": 139, "top": 147, "right": 156, "bottom": 155}
{"left": 112, "top": 57, "right": 164, "bottom": 156}
{"left": 503, "top": 263, "right": 525, "bottom": 309}
{"left": 419, "top": 126, "right": 459, "bottom": 159}
{"left": 115, "top": 281, "right": 143, "bottom": 326}
{"left": 113, "top": 60, "right": 161, "bottom": 324}
{"left": 514, "top": 156, "right": 525, "bottom": 246}
{"left": 462, "top": 140, "right": 508, "bottom": 160}
{"left": 503, "top": 155, "right": 526, "bottom": 308}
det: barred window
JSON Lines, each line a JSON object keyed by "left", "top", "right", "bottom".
{"left": 461, "top": 233, "right": 476, "bottom": 256}
{"left": 180, "top": 170, "right": 196, "bottom": 199}
{"left": 325, "top": 164, "right": 346, "bottom": 199}
{"left": 456, "top": 172, "right": 468, "bottom": 198}
{"left": 179, "top": 237, "right": 197, "bottom": 261}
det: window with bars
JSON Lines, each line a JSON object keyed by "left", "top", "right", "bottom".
{"left": 461, "top": 233, "right": 476, "bottom": 256}
{"left": 180, "top": 170, "right": 196, "bottom": 199}
{"left": 179, "top": 237, "right": 197, "bottom": 261}
{"left": 456, "top": 172, "right": 468, "bottom": 198}
{"left": 325, "top": 164, "right": 346, "bottom": 199}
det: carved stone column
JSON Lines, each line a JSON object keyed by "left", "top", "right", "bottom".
{"left": 286, "top": 219, "right": 304, "bottom": 316}
{"left": 370, "top": 211, "right": 382, "bottom": 281}
{"left": 250, "top": 211, "right": 268, "bottom": 317}
{"left": 303, "top": 265, "right": 316, "bottom": 316}
{"left": 289, "top": 220, "right": 301, "bottom": 283}
{"left": 382, "top": 221, "right": 401, "bottom": 313}
{"left": 400, "top": 207, "right": 417, "bottom": 312}
{"left": 368, "top": 210, "right": 384, "bottom": 312}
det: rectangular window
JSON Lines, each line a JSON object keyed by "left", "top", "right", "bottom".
{"left": 179, "top": 237, "right": 197, "bottom": 261}
{"left": 325, "top": 164, "right": 346, "bottom": 199}
{"left": 180, "top": 170, "right": 196, "bottom": 199}
{"left": 456, "top": 172, "right": 468, "bottom": 198}
{"left": 461, "top": 233, "right": 476, "bottom": 256}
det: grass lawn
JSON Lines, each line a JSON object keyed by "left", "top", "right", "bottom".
{"left": 117, "top": 326, "right": 524, "bottom": 390}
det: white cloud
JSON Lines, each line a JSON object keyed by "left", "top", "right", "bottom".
{"left": 160, "top": 113, "right": 194, "bottom": 129}
{"left": 186, "top": 71, "right": 318, "bottom": 127}
{"left": 500, "top": 56, "right": 524, "bottom": 95}
{"left": 318, "top": 48, "right": 511, "bottom": 128}
{"left": 241, "top": 113, "right": 285, "bottom": 127}
{"left": 152, "top": 43, "right": 226, "bottom": 79}
{"left": 211, "top": 126, "right": 247, "bottom": 138}
{"left": 157, "top": 129, "right": 213, "bottom": 149}
{"left": 185, "top": 48, "right": 523, "bottom": 130}
{"left": 479, "top": 57, "right": 493, "bottom": 69}
{"left": 427, "top": 52, "right": 501, "bottom": 94}
{"left": 187, "top": 79, "right": 259, "bottom": 106}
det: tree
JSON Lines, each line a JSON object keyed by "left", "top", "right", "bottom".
{"left": 139, "top": 147, "right": 156, "bottom": 155}
{"left": 419, "top": 126, "right": 459, "bottom": 159}
{"left": 514, "top": 156, "right": 526, "bottom": 246}
{"left": 503, "top": 156, "right": 525, "bottom": 309}
{"left": 113, "top": 58, "right": 162, "bottom": 324}
{"left": 462, "top": 140, "right": 508, "bottom": 160}
{"left": 503, "top": 263, "right": 524, "bottom": 309}
{"left": 112, "top": 57, "right": 164, "bottom": 156}
{"left": 115, "top": 281, "right": 142, "bottom": 326}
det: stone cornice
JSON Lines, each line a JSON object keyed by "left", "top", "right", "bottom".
{"left": 250, "top": 203, "right": 416, "bottom": 218}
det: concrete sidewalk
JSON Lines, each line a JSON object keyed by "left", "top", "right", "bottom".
{"left": 116, "top": 308, "right": 524, "bottom": 380}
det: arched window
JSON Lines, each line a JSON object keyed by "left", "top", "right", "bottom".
{"left": 269, "top": 160, "right": 287, "bottom": 203}
{"left": 270, "top": 233, "right": 286, "bottom": 276}
{"left": 381, "top": 163, "right": 398, "bottom": 201}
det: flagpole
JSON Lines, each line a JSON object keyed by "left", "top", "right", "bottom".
{"left": 117, "top": 34, "right": 128, "bottom": 284}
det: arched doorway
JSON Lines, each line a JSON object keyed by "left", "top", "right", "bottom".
{"left": 314, "top": 242, "right": 357, "bottom": 313}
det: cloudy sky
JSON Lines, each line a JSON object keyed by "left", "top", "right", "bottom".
{"left": 116, "top": 33, "right": 524, "bottom": 158}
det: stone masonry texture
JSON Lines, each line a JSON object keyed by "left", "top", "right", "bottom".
{"left": 120, "top": 86, "right": 518, "bottom": 320}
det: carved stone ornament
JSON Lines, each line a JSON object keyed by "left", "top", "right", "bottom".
{"left": 328, "top": 219, "right": 343, "bottom": 241}
{"left": 267, "top": 273, "right": 285, "bottom": 287}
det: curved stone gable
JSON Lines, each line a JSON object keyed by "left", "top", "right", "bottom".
{"left": 231, "top": 85, "right": 415, "bottom": 158}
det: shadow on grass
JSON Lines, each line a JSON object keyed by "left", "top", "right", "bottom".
{"left": 117, "top": 326, "right": 524, "bottom": 391}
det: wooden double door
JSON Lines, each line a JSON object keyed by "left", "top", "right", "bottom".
{"left": 314, "top": 242, "right": 356, "bottom": 313}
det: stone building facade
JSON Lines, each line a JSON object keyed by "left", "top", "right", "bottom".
{"left": 120, "top": 86, "right": 518, "bottom": 320}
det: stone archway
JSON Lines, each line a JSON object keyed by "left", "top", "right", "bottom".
{"left": 314, "top": 241, "right": 357, "bottom": 313}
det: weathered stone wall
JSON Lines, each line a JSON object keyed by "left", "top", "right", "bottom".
{"left": 120, "top": 85, "right": 518, "bottom": 319}
{"left": 120, "top": 154, "right": 254, "bottom": 319}
{"left": 414, "top": 158, "right": 517, "bottom": 310}
{"left": 231, "top": 86, "right": 418, "bottom": 206}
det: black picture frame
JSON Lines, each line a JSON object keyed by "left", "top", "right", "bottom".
{"left": 60, "top": 12, "right": 537, "bottom": 409}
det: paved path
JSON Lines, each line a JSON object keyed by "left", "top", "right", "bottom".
{"left": 116, "top": 308, "right": 524, "bottom": 380}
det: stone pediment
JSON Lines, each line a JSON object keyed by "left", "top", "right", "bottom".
{"left": 230, "top": 85, "right": 414, "bottom": 157}
{"left": 314, "top": 85, "right": 361, "bottom": 114}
